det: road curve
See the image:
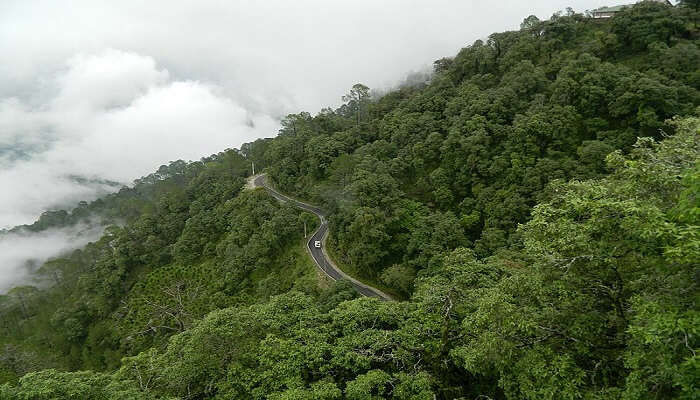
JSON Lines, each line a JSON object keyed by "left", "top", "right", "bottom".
{"left": 252, "top": 174, "right": 393, "bottom": 301}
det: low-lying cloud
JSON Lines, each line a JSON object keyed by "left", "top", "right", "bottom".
{"left": 0, "top": 222, "right": 105, "bottom": 292}
{"left": 0, "top": 49, "right": 277, "bottom": 228}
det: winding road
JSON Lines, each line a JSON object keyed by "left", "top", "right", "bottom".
{"left": 252, "top": 174, "right": 393, "bottom": 301}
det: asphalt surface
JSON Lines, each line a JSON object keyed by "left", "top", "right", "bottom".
{"left": 252, "top": 174, "right": 392, "bottom": 301}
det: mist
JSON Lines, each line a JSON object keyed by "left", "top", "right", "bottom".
{"left": 0, "top": 222, "right": 105, "bottom": 293}
{"left": 0, "top": 48, "right": 280, "bottom": 228}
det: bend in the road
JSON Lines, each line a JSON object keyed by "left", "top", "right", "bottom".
{"left": 250, "top": 174, "right": 393, "bottom": 301}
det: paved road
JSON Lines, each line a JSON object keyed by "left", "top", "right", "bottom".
{"left": 252, "top": 174, "right": 392, "bottom": 301}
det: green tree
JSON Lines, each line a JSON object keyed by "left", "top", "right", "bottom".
{"left": 520, "top": 15, "right": 541, "bottom": 30}
{"left": 342, "top": 83, "right": 370, "bottom": 126}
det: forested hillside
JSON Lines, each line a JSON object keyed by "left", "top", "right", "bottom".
{"left": 260, "top": 2, "right": 700, "bottom": 296}
{"left": 1, "top": 3, "right": 698, "bottom": 399}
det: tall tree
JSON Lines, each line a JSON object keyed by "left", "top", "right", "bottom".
{"left": 342, "top": 83, "right": 370, "bottom": 126}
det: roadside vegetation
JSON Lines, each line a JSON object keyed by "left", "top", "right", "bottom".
{"left": 0, "top": 3, "right": 698, "bottom": 398}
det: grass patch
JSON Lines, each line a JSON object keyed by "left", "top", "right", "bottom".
{"left": 250, "top": 236, "right": 321, "bottom": 299}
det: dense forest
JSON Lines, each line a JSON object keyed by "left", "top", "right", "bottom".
{"left": 0, "top": 3, "right": 698, "bottom": 399}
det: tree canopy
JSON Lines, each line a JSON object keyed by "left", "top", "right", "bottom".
{"left": 0, "top": 4, "right": 698, "bottom": 399}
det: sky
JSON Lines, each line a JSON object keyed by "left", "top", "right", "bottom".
{"left": 0, "top": 0, "right": 626, "bottom": 290}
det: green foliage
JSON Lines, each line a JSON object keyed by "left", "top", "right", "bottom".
{"left": 0, "top": 6, "right": 698, "bottom": 399}
{"left": 263, "top": 3, "right": 699, "bottom": 292}
{"left": 0, "top": 148, "right": 314, "bottom": 377}
{"left": 451, "top": 118, "right": 699, "bottom": 399}
{"left": 2, "top": 119, "right": 698, "bottom": 399}
{"left": 0, "top": 369, "right": 162, "bottom": 400}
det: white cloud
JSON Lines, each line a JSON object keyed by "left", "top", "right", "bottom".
{"left": 52, "top": 49, "right": 169, "bottom": 112}
{"left": 0, "top": 1, "right": 627, "bottom": 112}
{"left": 0, "top": 223, "right": 105, "bottom": 292}
{"left": 0, "top": 49, "right": 276, "bottom": 228}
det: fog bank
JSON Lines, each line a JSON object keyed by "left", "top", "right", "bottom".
{"left": 0, "top": 223, "right": 105, "bottom": 292}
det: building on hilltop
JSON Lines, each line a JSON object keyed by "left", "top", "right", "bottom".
{"left": 592, "top": 4, "right": 629, "bottom": 18}
{"left": 591, "top": 0, "right": 673, "bottom": 18}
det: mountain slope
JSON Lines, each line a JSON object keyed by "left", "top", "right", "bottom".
{"left": 0, "top": 3, "right": 698, "bottom": 399}
{"left": 259, "top": 2, "right": 699, "bottom": 297}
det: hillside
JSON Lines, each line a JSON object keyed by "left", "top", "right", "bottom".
{"left": 0, "top": 3, "right": 699, "bottom": 399}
